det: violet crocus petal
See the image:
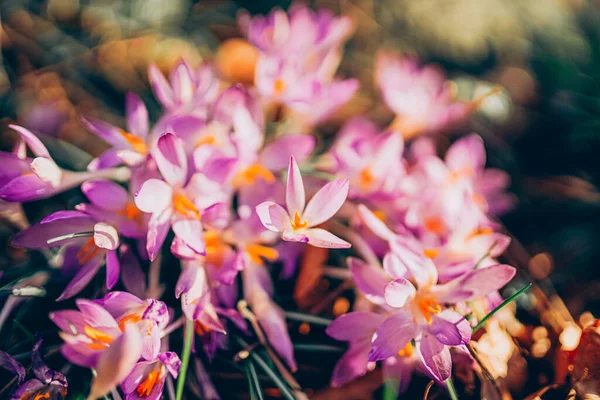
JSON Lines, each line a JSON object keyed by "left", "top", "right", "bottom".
{"left": 105, "top": 250, "right": 120, "bottom": 290}
{"left": 302, "top": 178, "right": 349, "bottom": 227}
{"left": 9, "top": 379, "right": 45, "bottom": 400}
{"left": 75, "top": 299, "right": 119, "bottom": 329}
{"left": 434, "top": 264, "right": 516, "bottom": 303}
{"left": 41, "top": 210, "right": 90, "bottom": 224}
{"left": 0, "top": 350, "right": 25, "bottom": 383}
{"left": 11, "top": 214, "right": 94, "bottom": 249}
{"left": 370, "top": 133, "right": 404, "bottom": 178}
{"left": 445, "top": 134, "right": 485, "bottom": 174}
{"left": 369, "top": 311, "right": 416, "bottom": 362}
{"left": 146, "top": 208, "right": 172, "bottom": 262}
{"left": 158, "top": 352, "right": 182, "bottom": 379}
{"left": 417, "top": 333, "right": 452, "bottom": 382}
{"left": 148, "top": 64, "right": 175, "bottom": 109}
{"left": 56, "top": 257, "right": 103, "bottom": 301}
{"left": 8, "top": 124, "right": 51, "bottom": 158}
{"left": 99, "top": 291, "right": 145, "bottom": 318}
{"left": 383, "top": 252, "right": 409, "bottom": 280}
{"left": 170, "top": 61, "right": 195, "bottom": 104}
{"left": 259, "top": 134, "right": 316, "bottom": 171}
{"left": 255, "top": 202, "right": 291, "bottom": 232}
{"left": 136, "top": 319, "right": 160, "bottom": 361}
{"left": 303, "top": 228, "right": 351, "bottom": 249}
{"left": 202, "top": 202, "right": 230, "bottom": 230}
{"left": 175, "top": 264, "right": 201, "bottom": 299}
{"left": 80, "top": 117, "right": 128, "bottom": 148}
{"left": 120, "top": 244, "right": 147, "bottom": 299}
{"left": 326, "top": 311, "right": 385, "bottom": 342}
{"left": 125, "top": 92, "right": 149, "bottom": 139}
{"left": 94, "top": 223, "right": 119, "bottom": 250}
{"left": 116, "top": 149, "right": 147, "bottom": 166}
{"left": 135, "top": 178, "right": 173, "bottom": 214}
{"left": 383, "top": 355, "right": 414, "bottom": 395}
{"left": 50, "top": 310, "right": 88, "bottom": 334}
{"left": 120, "top": 360, "right": 150, "bottom": 396}
{"left": 285, "top": 156, "right": 305, "bottom": 217}
{"left": 357, "top": 204, "right": 395, "bottom": 241}
{"left": 172, "top": 218, "right": 205, "bottom": 254}
{"left": 384, "top": 278, "right": 417, "bottom": 308}
{"left": 31, "top": 339, "right": 52, "bottom": 382}
{"left": 153, "top": 133, "right": 187, "bottom": 187}
{"left": 331, "top": 341, "right": 371, "bottom": 388}
{"left": 88, "top": 149, "right": 123, "bottom": 171}
{"left": 0, "top": 174, "right": 53, "bottom": 202}
{"left": 281, "top": 230, "right": 309, "bottom": 243}
{"left": 82, "top": 180, "right": 129, "bottom": 212}
{"left": 142, "top": 299, "right": 170, "bottom": 329}
{"left": 429, "top": 310, "right": 471, "bottom": 346}
{"left": 347, "top": 257, "right": 388, "bottom": 304}
{"left": 88, "top": 324, "right": 143, "bottom": 400}
{"left": 254, "top": 299, "right": 297, "bottom": 371}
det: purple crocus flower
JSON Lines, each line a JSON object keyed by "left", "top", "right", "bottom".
{"left": 121, "top": 352, "right": 181, "bottom": 400}
{"left": 135, "top": 132, "right": 223, "bottom": 261}
{"left": 10, "top": 339, "right": 68, "bottom": 400}
{"left": 0, "top": 125, "right": 129, "bottom": 202}
{"left": 11, "top": 211, "right": 120, "bottom": 301}
{"left": 256, "top": 156, "right": 351, "bottom": 248}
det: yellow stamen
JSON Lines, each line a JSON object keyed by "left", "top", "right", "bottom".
{"left": 423, "top": 248, "right": 439, "bottom": 259}
{"left": 117, "top": 202, "right": 145, "bottom": 225}
{"left": 118, "top": 313, "right": 142, "bottom": 331}
{"left": 245, "top": 244, "right": 279, "bottom": 265}
{"left": 423, "top": 217, "right": 446, "bottom": 235}
{"left": 195, "top": 134, "right": 216, "bottom": 148}
{"left": 204, "top": 231, "right": 226, "bottom": 266}
{"left": 397, "top": 342, "right": 414, "bottom": 358}
{"left": 290, "top": 211, "right": 308, "bottom": 230}
{"left": 465, "top": 226, "right": 494, "bottom": 241}
{"left": 417, "top": 298, "right": 442, "bottom": 324}
{"left": 120, "top": 129, "right": 148, "bottom": 155}
{"left": 372, "top": 210, "right": 387, "bottom": 222}
{"left": 76, "top": 238, "right": 102, "bottom": 265}
{"left": 84, "top": 325, "right": 114, "bottom": 344}
{"left": 31, "top": 392, "right": 51, "bottom": 400}
{"left": 273, "top": 79, "right": 286, "bottom": 96}
{"left": 136, "top": 368, "right": 161, "bottom": 397}
{"left": 232, "top": 164, "right": 276, "bottom": 188}
{"left": 172, "top": 192, "right": 201, "bottom": 219}
{"left": 358, "top": 167, "right": 375, "bottom": 189}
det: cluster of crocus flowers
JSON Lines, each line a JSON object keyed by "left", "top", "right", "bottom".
{"left": 0, "top": 3, "right": 520, "bottom": 399}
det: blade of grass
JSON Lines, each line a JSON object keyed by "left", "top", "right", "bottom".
{"left": 245, "top": 360, "right": 264, "bottom": 400}
{"left": 472, "top": 283, "right": 532, "bottom": 334}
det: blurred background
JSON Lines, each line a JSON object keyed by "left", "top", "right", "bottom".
{"left": 1, "top": 0, "right": 600, "bottom": 398}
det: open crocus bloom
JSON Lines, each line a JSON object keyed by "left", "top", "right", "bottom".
{"left": 121, "top": 352, "right": 181, "bottom": 400}
{"left": 11, "top": 211, "right": 120, "bottom": 301}
{"left": 135, "top": 132, "right": 223, "bottom": 261}
{"left": 0, "top": 125, "right": 128, "bottom": 202}
{"left": 256, "top": 156, "right": 350, "bottom": 248}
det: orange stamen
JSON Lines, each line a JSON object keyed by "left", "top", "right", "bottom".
{"left": 397, "top": 342, "right": 414, "bottom": 358}
{"left": 194, "top": 321, "right": 212, "bottom": 336}
{"left": 84, "top": 325, "right": 114, "bottom": 345}
{"left": 120, "top": 129, "right": 148, "bottom": 154}
{"left": 273, "top": 79, "right": 286, "bottom": 96}
{"left": 472, "top": 192, "right": 488, "bottom": 209}
{"left": 232, "top": 164, "right": 276, "bottom": 188}
{"left": 417, "top": 298, "right": 442, "bottom": 324}
{"left": 465, "top": 226, "right": 494, "bottom": 241}
{"left": 358, "top": 167, "right": 375, "bottom": 189}
{"left": 372, "top": 210, "right": 387, "bottom": 222}
{"left": 172, "top": 192, "right": 201, "bottom": 219}
{"left": 136, "top": 368, "right": 161, "bottom": 397}
{"left": 423, "top": 217, "right": 447, "bottom": 235}
{"left": 423, "top": 248, "right": 439, "bottom": 259}
{"left": 117, "top": 202, "right": 145, "bottom": 226}
{"left": 290, "top": 211, "right": 308, "bottom": 230}
{"left": 204, "top": 231, "right": 226, "bottom": 266}
{"left": 195, "top": 134, "right": 216, "bottom": 148}
{"left": 245, "top": 244, "right": 279, "bottom": 265}
{"left": 31, "top": 392, "right": 51, "bottom": 400}
{"left": 118, "top": 313, "right": 142, "bottom": 331}
{"left": 76, "top": 238, "right": 102, "bottom": 265}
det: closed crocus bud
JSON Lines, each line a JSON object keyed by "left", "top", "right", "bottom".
{"left": 88, "top": 324, "right": 142, "bottom": 400}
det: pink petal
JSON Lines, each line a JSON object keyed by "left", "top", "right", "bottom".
{"left": 88, "top": 150, "right": 123, "bottom": 171}
{"left": 303, "top": 228, "right": 350, "bottom": 249}
{"left": 172, "top": 218, "right": 205, "bottom": 254}
{"left": 445, "top": 134, "right": 485, "bottom": 173}
{"left": 146, "top": 208, "right": 172, "bottom": 262}
{"left": 285, "top": 156, "right": 305, "bottom": 217}
{"left": 358, "top": 205, "right": 395, "bottom": 241}
{"left": 148, "top": 64, "right": 175, "bottom": 109}
{"left": 80, "top": 118, "right": 129, "bottom": 148}
{"left": 125, "top": 92, "right": 149, "bottom": 139}
{"left": 56, "top": 257, "right": 103, "bottom": 301}
{"left": 383, "top": 252, "right": 408, "bottom": 280}
{"left": 303, "top": 178, "right": 349, "bottom": 227}
{"left": 120, "top": 244, "right": 147, "bottom": 299}
{"left": 429, "top": 310, "right": 471, "bottom": 346}
{"left": 417, "top": 334, "right": 452, "bottom": 382}
{"left": 170, "top": 61, "right": 194, "bottom": 104}
{"left": 75, "top": 299, "right": 119, "bottom": 329}
{"left": 9, "top": 125, "right": 50, "bottom": 158}
{"left": 137, "top": 319, "right": 161, "bottom": 361}
{"left": 255, "top": 202, "right": 290, "bottom": 232}
{"left": 82, "top": 180, "right": 128, "bottom": 211}
{"left": 259, "top": 134, "right": 316, "bottom": 171}
{"left": 369, "top": 311, "right": 417, "bottom": 361}
{"left": 347, "top": 257, "right": 388, "bottom": 304}
{"left": 105, "top": 250, "right": 120, "bottom": 290}
{"left": 434, "top": 264, "right": 516, "bottom": 303}
{"left": 384, "top": 278, "right": 416, "bottom": 308}
{"left": 326, "top": 311, "right": 385, "bottom": 341}
{"left": 331, "top": 342, "right": 371, "bottom": 388}
{"left": 134, "top": 178, "right": 173, "bottom": 214}
{"left": 153, "top": 133, "right": 187, "bottom": 187}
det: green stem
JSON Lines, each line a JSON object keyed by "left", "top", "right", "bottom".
{"left": 245, "top": 360, "right": 264, "bottom": 400}
{"left": 284, "top": 311, "right": 332, "bottom": 326}
{"left": 446, "top": 378, "right": 459, "bottom": 400}
{"left": 472, "top": 283, "right": 532, "bottom": 334}
{"left": 176, "top": 319, "right": 194, "bottom": 400}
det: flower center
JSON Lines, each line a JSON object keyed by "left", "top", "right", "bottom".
{"left": 417, "top": 298, "right": 442, "bottom": 324}
{"left": 136, "top": 368, "right": 162, "bottom": 397}
{"left": 465, "top": 226, "right": 493, "bottom": 241}
{"left": 195, "top": 134, "right": 216, "bottom": 148}
{"left": 423, "top": 217, "right": 447, "bottom": 236}
{"left": 448, "top": 167, "right": 474, "bottom": 183}
{"left": 232, "top": 164, "right": 276, "bottom": 188}
{"left": 204, "top": 231, "right": 227, "bottom": 266}
{"left": 472, "top": 192, "right": 488, "bottom": 210}
{"left": 118, "top": 313, "right": 142, "bottom": 331}
{"left": 245, "top": 244, "right": 279, "bottom": 265}
{"left": 358, "top": 167, "right": 375, "bottom": 189}
{"left": 120, "top": 129, "right": 148, "bottom": 155}
{"left": 397, "top": 342, "right": 413, "bottom": 358}
{"left": 76, "top": 238, "right": 102, "bottom": 265}
{"left": 423, "top": 248, "right": 439, "bottom": 259}
{"left": 290, "top": 211, "right": 308, "bottom": 230}
{"left": 84, "top": 325, "right": 113, "bottom": 350}
{"left": 273, "top": 79, "right": 287, "bottom": 96}
{"left": 172, "top": 192, "right": 201, "bottom": 219}
{"left": 117, "top": 202, "right": 145, "bottom": 225}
